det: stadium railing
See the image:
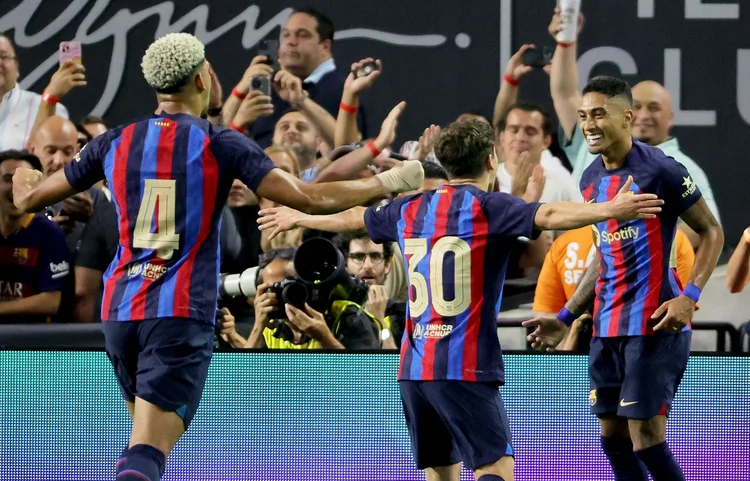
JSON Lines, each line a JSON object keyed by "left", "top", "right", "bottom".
{"left": 0, "top": 322, "right": 744, "bottom": 352}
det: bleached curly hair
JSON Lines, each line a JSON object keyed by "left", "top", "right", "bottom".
{"left": 141, "top": 32, "right": 205, "bottom": 92}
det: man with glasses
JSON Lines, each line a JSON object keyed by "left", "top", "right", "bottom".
{"left": 0, "top": 34, "right": 72, "bottom": 150}
{"left": 333, "top": 232, "right": 405, "bottom": 349}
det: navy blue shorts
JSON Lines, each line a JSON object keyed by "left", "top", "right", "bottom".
{"left": 589, "top": 330, "right": 691, "bottom": 419}
{"left": 102, "top": 318, "right": 214, "bottom": 429}
{"left": 399, "top": 381, "right": 514, "bottom": 471}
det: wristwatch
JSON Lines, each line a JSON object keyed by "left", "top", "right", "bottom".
{"left": 381, "top": 328, "right": 392, "bottom": 342}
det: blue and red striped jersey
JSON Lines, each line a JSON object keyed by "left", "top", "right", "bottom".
{"left": 0, "top": 214, "right": 70, "bottom": 323}
{"left": 580, "top": 141, "right": 702, "bottom": 338}
{"left": 64, "top": 113, "right": 277, "bottom": 323}
{"left": 365, "top": 184, "right": 541, "bottom": 383}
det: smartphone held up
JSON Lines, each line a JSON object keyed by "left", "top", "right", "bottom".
{"left": 59, "top": 41, "right": 82, "bottom": 66}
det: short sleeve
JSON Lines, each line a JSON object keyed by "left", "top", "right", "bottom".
{"left": 64, "top": 134, "right": 108, "bottom": 191}
{"left": 659, "top": 157, "right": 703, "bottom": 215}
{"left": 75, "top": 205, "right": 115, "bottom": 271}
{"left": 364, "top": 197, "right": 410, "bottom": 244}
{"left": 532, "top": 248, "right": 568, "bottom": 314}
{"left": 482, "top": 193, "right": 542, "bottom": 239}
{"left": 37, "top": 220, "right": 72, "bottom": 292}
{"left": 215, "top": 130, "right": 277, "bottom": 191}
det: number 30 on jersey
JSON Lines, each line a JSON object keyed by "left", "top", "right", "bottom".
{"left": 404, "top": 236, "right": 471, "bottom": 318}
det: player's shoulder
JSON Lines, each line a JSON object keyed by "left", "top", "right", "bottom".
{"left": 372, "top": 192, "right": 423, "bottom": 214}
{"left": 632, "top": 141, "right": 680, "bottom": 172}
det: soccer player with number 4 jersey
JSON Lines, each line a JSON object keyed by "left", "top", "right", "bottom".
{"left": 257, "top": 119, "right": 664, "bottom": 481}
{"left": 525, "top": 76, "right": 723, "bottom": 481}
{"left": 11, "top": 33, "right": 423, "bottom": 481}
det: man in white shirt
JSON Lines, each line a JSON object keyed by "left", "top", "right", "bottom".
{"left": 0, "top": 34, "right": 68, "bottom": 151}
{"left": 497, "top": 103, "right": 582, "bottom": 204}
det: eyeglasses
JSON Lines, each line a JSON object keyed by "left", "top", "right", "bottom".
{"left": 259, "top": 247, "right": 296, "bottom": 269}
{"left": 347, "top": 252, "right": 386, "bottom": 265}
{"left": 0, "top": 52, "right": 16, "bottom": 62}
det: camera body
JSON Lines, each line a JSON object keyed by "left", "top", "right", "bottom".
{"left": 266, "top": 277, "right": 308, "bottom": 320}
{"left": 219, "top": 238, "right": 369, "bottom": 324}
{"left": 354, "top": 61, "right": 379, "bottom": 79}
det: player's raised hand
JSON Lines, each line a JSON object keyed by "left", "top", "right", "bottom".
{"left": 257, "top": 205, "right": 306, "bottom": 240}
{"left": 522, "top": 316, "right": 569, "bottom": 352}
{"left": 12, "top": 167, "right": 43, "bottom": 211}
{"left": 651, "top": 296, "right": 695, "bottom": 332}
{"left": 608, "top": 175, "right": 664, "bottom": 220}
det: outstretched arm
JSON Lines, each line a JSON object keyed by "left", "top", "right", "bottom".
{"left": 258, "top": 206, "right": 367, "bottom": 239}
{"left": 533, "top": 176, "right": 664, "bottom": 231}
{"left": 255, "top": 102, "right": 420, "bottom": 215}
{"left": 13, "top": 168, "right": 77, "bottom": 213}
{"left": 726, "top": 228, "right": 750, "bottom": 293}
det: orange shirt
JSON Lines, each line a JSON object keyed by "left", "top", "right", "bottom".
{"left": 533, "top": 227, "right": 695, "bottom": 314}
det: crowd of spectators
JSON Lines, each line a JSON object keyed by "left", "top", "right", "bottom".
{"left": 0, "top": 6, "right": 746, "bottom": 353}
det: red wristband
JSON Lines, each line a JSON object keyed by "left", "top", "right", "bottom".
{"left": 557, "top": 41, "right": 576, "bottom": 48}
{"left": 367, "top": 141, "right": 381, "bottom": 158}
{"left": 503, "top": 74, "right": 520, "bottom": 87}
{"left": 231, "top": 87, "right": 247, "bottom": 100}
{"left": 42, "top": 90, "right": 60, "bottom": 105}
{"left": 339, "top": 101, "right": 358, "bottom": 114}
{"left": 229, "top": 122, "right": 244, "bottom": 132}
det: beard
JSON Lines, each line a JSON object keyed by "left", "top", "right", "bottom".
{"left": 286, "top": 141, "right": 316, "bottom": 169}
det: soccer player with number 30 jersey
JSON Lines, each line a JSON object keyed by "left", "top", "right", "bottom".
{"left": 257, "top": 119, "right": 665, "bottom": 481}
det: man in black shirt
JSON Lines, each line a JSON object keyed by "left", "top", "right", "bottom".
{"left": 246, "top": 8, "right": 367, "bottom": 147}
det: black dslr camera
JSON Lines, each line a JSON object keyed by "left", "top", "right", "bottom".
{"left": 267, "top": 237, "right": 369, "bottom": 324}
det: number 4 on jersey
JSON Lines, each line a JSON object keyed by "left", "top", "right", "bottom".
{"left": 133, "top": 179, "right": 180, "bottom": 260}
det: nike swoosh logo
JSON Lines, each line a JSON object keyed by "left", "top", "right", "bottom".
{"left": 620, "top": 400, "right": 638, "bottom": 407}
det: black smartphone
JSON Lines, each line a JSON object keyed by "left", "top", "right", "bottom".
{"left": 258, "top": 39, "right": 279, "bottom": 67}
{"left": 523, "top": 47, "right": 553, "bottom": 68}
{"left": 354, "top": 61, "right": 379, "bottom": 79}
{"left": 250, "top": 76, "right": 272, "bottom": 97}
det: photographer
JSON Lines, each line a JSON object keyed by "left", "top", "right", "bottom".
{"left": 240, "top": 246, "right": 381, "bottom": 350}
{"left": 332, "top": 232, "right": 405, "bottom": 350}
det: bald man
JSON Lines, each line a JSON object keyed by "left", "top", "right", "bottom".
{"left": 28, "top": 116, "right": 108, "bottom": 251}
{"left": 547, "top": 10, "right": 720, "bottom": 245}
